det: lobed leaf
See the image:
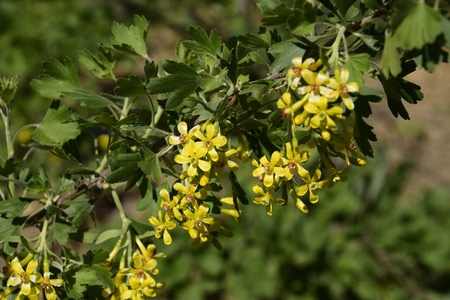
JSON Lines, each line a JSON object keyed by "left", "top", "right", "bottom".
{"left": 31, "top": 57, "right": 80, "bottom": 99}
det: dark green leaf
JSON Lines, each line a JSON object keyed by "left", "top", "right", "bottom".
{"left": 62, "top": 89, "right": 116, "bottom": 108}
{"left": 136, "top": 177, "right": 155, "bottom": 211}
{"left": 257, "top": 0, "right": 281, "bottom": 15}
{"left": 229, "top": 171, "right": 249, "bottom": 205}
{"left": 261, "top": 3, "right": 293, "bottom": 26}
{"left": 110, "top": 15, "right": 149, "bottom": 57}
{"left": 138, "top": 147, "right": 163, "bottom": 183}
{"left": 354, "top": 114, "right": 376, "bottom": 157}
{"left": 31, "top": 57, "right": 79, "bottom": 99}
{"left": 269, "top": 39, "right": 305, "bottom": 73}
{"left": 238, "top": 33, "right": 270, "bottom": 49}
{"left": 144, "top": 60, "right": 158, "bottom": 83}
{"left": 115, "top": 75, "right": 147, "bottom": 97}
{"left": 32, "top": 103, "right": 80, "bottom": 146}
{"left": 108, "top": 152, "right": 143, "bottom": 189}
{"left": 83, "top": 249, "right": 110, "bottom": 265}
{"left": 0, "top": 198, "right": 30, "bottom": 218}
{"left": 184, "top": 26, "right": 222, "bottom": 56}
{"left": 63, "top": 199, "right": 94, "bottom": 226}
{"left": 379, "top": 71, "right": 423, "bottom": 120}
{"left": 78, "top": 45, "right": 115, "bottom": 79}
{"left": 146, "top": 60, "right": 199, "bottom": 110}
{"left": 0, "top": 158, "right": 19, "bottom": 177}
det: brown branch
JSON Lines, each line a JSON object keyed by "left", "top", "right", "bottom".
{"left": 57, "top": 167, "right": 111, "bottom": 203}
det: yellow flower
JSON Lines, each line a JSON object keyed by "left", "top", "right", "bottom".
{"left": 182, "top": 204, "right": 215, "bottom": 242}
{"left": 159, "top": 188, "right": 182, "bottom": 221}
{"left": 233, "top": 134, "right": 250, "bottom": 163}
{"left": 286, "top": 57, "right": 322, "bottom": 89}
{"left": 7, "top": 257, "right": 40, "bottom": 296}
{"left": 277, "top": 92, "right": 306, "bottom": 124}
{"left": 297, "top": 168, "right": 327, "bottom": 203}
{"left": 194, "top": 124, "right": 227, "bottom": 161}
{"left": 168, "top": 121, "right": 199, "bottom": 145}
{"left": 214, "top": 149, "right": 239, "bottom": 177}
{"left": 281, "top": 142, "right": 310, "bottom": 180}
{"left": 35, "top": 272, "right": 64, "bottom": 300}
{"left": 297, "top": 69, "right": 334, "bottom": 102}
{"left": 252, "top": 151, "right": 285, "bottom": 187}
{"left": 149, "top": 210, "right": 176, "bottom": 245}
{"left": 135, "top": 238, "right": 166, "bottom": 275}
{"left": 174, "top": 140, "right": 211, "bottom": 178}
{"left": 327, "top": 68, "right": 359, "bottom": 110}
{"left": 252, "top": 184, "right": 285, "bottom": 216}
{"left": 304, "top": 96, "right": 343, "bottom": 141}
{"left": 122, "top": 275, "right": 158, "bottom": 300}
{"left": 173, "top": 182, "right": 207, "bottom": 208}
{"left": 325, "top": 167, "right": 348, "bottom": 189}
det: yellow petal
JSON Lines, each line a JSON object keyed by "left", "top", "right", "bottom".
{"left": 198, "top": 159, "right": 211, "bottom": 172}
{"left": 163, "top": 229, "right": 172, "bottom": 245}
{"left": 174, "top": 154, "right": 190, "bottom": 164}
{"left": 263, "top": 174, "right": 274, "bottom": 187}
{"left": 177, "top": 122, "right": 188, "bottom": 135}
{"left": 297, "top": 184, "right": 309, "bottom": 196}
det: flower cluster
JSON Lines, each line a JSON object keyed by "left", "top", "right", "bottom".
{"left": 2, "top": 254, "right": 63, "bottom": 300}
{"left": 102, "top": 238, "right": 165, "bottom": 300}
{"left": 251, "top": 57, "right": 366, "bottom": 214}
{"left": 149, "top": 122, "right": 239, "bottom": 248}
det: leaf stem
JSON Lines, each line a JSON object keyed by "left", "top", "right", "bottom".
{"left": 0, "top": 106, "right": 15, "bottom": 196}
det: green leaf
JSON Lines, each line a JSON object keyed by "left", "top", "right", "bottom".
{"left": 31, "top": 57, "right": 80, "bottom": 99}
{"left": 0, "top": 217, "right": 24, "bottom": 246}
{"left": 83, "top": 249, "right": 110, "bottom": 265}
{"left": 32, "top": 103, "right": 80, "bottom": 146}
{"left": 379, "top": 67, "right": 423, "bottom": 120}
{"left": 257, "top": 0, "right": 281, "bottom": 15}
{"left": 184, "top": 26, "right": 222, "bottom": 56}
{"left": 343, "top": 53, "right": 371, "bottom": 87}
{"left": 108, "top": 152, "right": 143, "bottom": 189}
{"left": 138, "top": 147, "right": 163, "bottom": 183}
{"left": 288, "top": 0, "right": 317, "bottom": 36}
{"left": 229, "top": 171, "right": 249, "bottom": 205}
{"left": 354, "top": 114, "right": 377, "bottom": 158}
{"left": 392, "top": 0, "right": 442, "bottom": 51}
{"left": 115, "top": 75, "right": 147, "bottom": 97}
{"left": 78, "top": 45, "right": 115, "bottom": 79}
{"left": 0, "top": 158, "right": 19, "bottom": 177}
{"left": 62, "top": 89, "right": 116, "bottom": 108}
{"left": 0, "top": 198, "right": 30, "bottom": 218}
{"left": 237, "top": 33, "right": 270, "bottom": 49}
{"left": 146, "top": 60, "right": 199, "bottom": 110}
{"left": 198, "top": 70, "right": 227, "bottom": 92}
{"left": 95, "top": 229, "right": 123, "bottom": 244}
{"left": 48, "top": 220, "right": 76, "bottom": 245}
{"left": 381, "top": 32, "right": 401, "bottom": 78}
{"left": 269, "top": 39, "right": 305, "bottom": 73}
{"left": 110, "top": 15, "right": 149, "bottom": 57}
{"left": 261, "top": 3, "right": 293, "bottom": 26}
{"left": 63, "top": 199, "right": 94, "bottom": 226}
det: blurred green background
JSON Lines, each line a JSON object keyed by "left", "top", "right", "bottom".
{"left": 1, "top": 0, "right": 450, "bottom": 299}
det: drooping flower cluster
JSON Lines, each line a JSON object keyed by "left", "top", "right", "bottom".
{"left": 102, "top": 238, "right": 165, "bottom": 300}
{"left": 149, "top": 122, "right": 239, "bottom": 248}
{"left": 2, "top": 254, "right": 63, "bottom": 300}
{"left": 251, "top": 57, "right": 366, "bottom": 215}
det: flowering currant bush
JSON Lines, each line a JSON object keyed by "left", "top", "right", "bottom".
{"left": 0, "top": 0, "right": 448, "bottom": 299}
